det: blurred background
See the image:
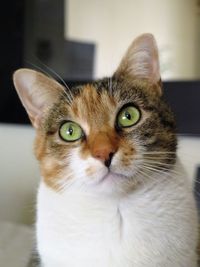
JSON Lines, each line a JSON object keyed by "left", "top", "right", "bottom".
{"left": 0, "top": 1, "right": 200, "bottom": 265}
{"left": 1, "top": 0, "right": 200, "bottom": 126}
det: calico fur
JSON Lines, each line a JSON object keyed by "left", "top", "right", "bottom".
{"left": 13, "top": 33, "right": 198, "bottom": 267}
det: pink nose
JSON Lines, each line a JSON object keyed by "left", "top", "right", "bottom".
{"left": 90, "top": 132, "right": 118, "bottom": 167}
{"left": 93, "top": 145, "right": 115, "bottom": 166}
{"left": 93, "top": 143, "right": 115, "bottom": 161}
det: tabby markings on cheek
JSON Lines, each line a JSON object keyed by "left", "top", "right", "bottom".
{"left": 121, "top": 157, "right": 132, "bottom": 167}
{"left": 119, "top": 141, "right": 137, "bottom": 164}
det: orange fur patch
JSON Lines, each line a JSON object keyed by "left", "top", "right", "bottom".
{"left": 41, "top": 158, "right": 63, "bottom": 190}
{"left": 34, "top": 131, "right": 71, "bottom": 191}
{"left": 71, "top": 85, "right": 116, "bottom": 128}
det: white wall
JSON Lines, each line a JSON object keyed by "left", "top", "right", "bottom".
{"left": 65, "top": 0, "right": 198, "bottom": 80}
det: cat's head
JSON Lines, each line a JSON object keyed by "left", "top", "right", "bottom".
{"left": 13, "top": 34, "right": 177, "bottom": 195}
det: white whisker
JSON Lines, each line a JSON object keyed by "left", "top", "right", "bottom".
{"left": 46, "top": 68, "right": 74, "bottom": 103}
{"left": 27, "top": 60, "right": 74, "bottom": 104}
{"left": 135, "top": 155, "right": 176, "bottom": 161}
{"left": 142, "top": 151, "right": 176, "bottom": 155}
{"left": 141, "top": 159, "right": 175, "bottom": 167}
{"left": 142, "top": 164, "right": 181, "bottom": 177}
{"left": 109, "top": 77, "right": 113, "bottom": 95}
{"left": 136, "top": 167, "right": 161, "bottom": 184}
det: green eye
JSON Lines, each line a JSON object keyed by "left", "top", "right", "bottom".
{"left": 117, "top": 105, "right": 140, "bottom": 128}
{"left": 59, "top": 121, "right": 84, "bottom": 142}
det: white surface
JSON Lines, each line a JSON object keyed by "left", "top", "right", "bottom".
{"left": 0, "top": 124, "right": 40, "bottom": 225}
{"left": 177, "top": 136, "right": 200, "bottom": 182}
{"left": 0, "top": 221, "right": 33, "bottom": 267}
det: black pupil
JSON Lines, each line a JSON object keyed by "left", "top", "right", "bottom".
{"left": 68, "top": 126, "right": 73, "bottom": 135}
{"left": 125, "top": 111, "right": 131, "bottom": 120}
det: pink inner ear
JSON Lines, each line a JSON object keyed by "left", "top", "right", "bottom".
{"left": 14, "top": 69, "right": 39, "bottom": 128}
{"left": 13, "top": 69, "right": 49, "bottom": 128}
{"left": 25, "top": 97, "right": 44, "bottom": 128}
{"left": 13, "top": 68, "right": 67, "bottom": 129}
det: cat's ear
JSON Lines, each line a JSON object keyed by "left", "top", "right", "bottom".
{"left": 115, "top": 33, "right": 161, "bottom": 94}
{"left": 13, "top": 69, "right": 65, "bottom": 129}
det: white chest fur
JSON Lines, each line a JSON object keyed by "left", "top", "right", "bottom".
{"left": 36, "top": 169, "right": 198, "bottom": 267}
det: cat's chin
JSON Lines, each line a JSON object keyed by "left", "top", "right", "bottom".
{"left": 88, "top": 170, "right": 133, "bottom": 195}
{"left": 100, "top": 171, "right": 126, "bottom": 183}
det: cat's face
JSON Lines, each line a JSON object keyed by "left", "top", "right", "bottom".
{"left": 13, "top": 34, "right": 177, "bottom": 195}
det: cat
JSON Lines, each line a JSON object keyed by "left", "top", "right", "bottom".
{"left": 13, "top": 33, "right": 198, "bottom": 267}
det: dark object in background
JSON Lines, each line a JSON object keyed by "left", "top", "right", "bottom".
{"left": 0, "top": 0, "right": 65, "bottom": 124}
{"left": 0, "top": 1, "right": 28, "bottom": 124}
{"left": 0, "top": 2, "right": 199, "bottom": 134}
{"left": 194, "top": 166, "right": 200, "bottom": 212}
{"left": 24, "top": 0, "right": 65, "bottom": 78}
{"left": 65, "top": 40, "right": 95, "bottom": 81}
{"left": 164, "top": 81, "right": 200, "bottom": 135}
{"left": 0, "top": 0, "right": 95, "bottom": 124}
